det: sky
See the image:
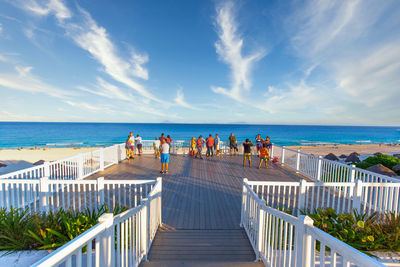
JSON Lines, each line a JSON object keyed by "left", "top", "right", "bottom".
{"left": 0, "top": 0, "right": 399, "bottom": 126}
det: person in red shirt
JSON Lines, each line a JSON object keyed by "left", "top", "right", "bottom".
{"left": 258, "top": 143, "right": 270, "bottom": 169}
{"left": 195, "top": 135, "right": 205, "bottom": 159}
{"left": 159, "top": 133, "right": 166, "bottom": 144}
{"left": 206, "top": 134, "right": 215, "bottom": 157}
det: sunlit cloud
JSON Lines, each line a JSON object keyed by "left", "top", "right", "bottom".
{"left": 174, "top": 88, "right": 201, "bottom": 110}
{"left": 211, "top": 1, "right": 266, "bottom": 101}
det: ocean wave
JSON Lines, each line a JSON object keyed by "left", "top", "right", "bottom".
{"left": 355, "top": 140, "right": 371, "bottom": 143}
{"left": 46, "top": 142, "right": 83, "bottom": 146}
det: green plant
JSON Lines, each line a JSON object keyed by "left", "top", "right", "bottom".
{"left": 355, "top": 155, "right": 400, "bottom": 174}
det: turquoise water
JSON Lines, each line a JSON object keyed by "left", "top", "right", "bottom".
{"left": 0, "top": 122, "right": 399, "bottom": 148}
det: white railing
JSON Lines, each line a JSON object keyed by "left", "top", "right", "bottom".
{"left": 247, "top": 179, "right": 400, "bottom": 217}
{"left": 241, "top": 179, "right": 385, "bottom": 267}
{"left": 272, "top": 144, "right": 399, "bottom": 183}
{"left": 31, "top": 177, "right": 162, "bottom": 267}
{"left": 0, "top": 177, "right": 156, "bottom": 212}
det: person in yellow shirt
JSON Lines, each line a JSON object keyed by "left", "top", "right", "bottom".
{"left": 190, "top": 137, "right": 196, "bottom": 156}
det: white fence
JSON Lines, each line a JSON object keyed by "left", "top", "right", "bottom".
{"left": 32, "top": 177, "right": 162, "bottom": 267}
{"left": 247, "top": 179, "right": 400, "bottom": 216}
{"left": 271, "top": 144, "right": 399, "bottom": 183}
{"left": 241, "top": 179, "right": 385, "bottom": 267}
{"left": 0, "top": 177, "right": 156, "bottom": 213}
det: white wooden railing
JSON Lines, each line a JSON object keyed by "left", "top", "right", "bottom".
{"left": 247, "top": 179, "right": 400, "bottom": 216}
{"left": 31, "top": 177, "right": 162, "bottom": 267}
{"left": 241, "top": 179, "right": 385, "bottom": 267}
{"left": 0, "top": 177, "right": 156, "bottom": 213}
{"left": 271, "top": 144, "right": 399, "bottom": 183}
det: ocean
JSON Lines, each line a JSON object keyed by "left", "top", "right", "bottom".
{"left": 0, "top": 122, "right": 399, "bottom": 148}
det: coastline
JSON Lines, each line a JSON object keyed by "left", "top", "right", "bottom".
{"left": 287, "top": 143, "right": 400, "bottom": 156}
{"left": 0, "top": 147, "right": 99, "bottom": 175}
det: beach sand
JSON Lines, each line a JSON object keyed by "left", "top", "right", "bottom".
{"left": 287, "top": 143, "right": 400, "bottom": 157}
{"left": 0, "top": 147, "right": 99, "bottom": 175}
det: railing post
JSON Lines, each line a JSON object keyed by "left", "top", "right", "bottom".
{"left": 97, "top": 177, "right": 105, "bottom": 207}
{"left": 316, "top": 156, "right": 322, "bottom": 181}
{"left": 100, "top": 148, "right": 105, "bottom": 171}
{"left": 256, "top": 200, "right": 266, "bottom": 262}
{"left": 141, "top": 198, "right": 149, "bottom": 261}
{"left": 98, "top": 213, "right": 114, "bottom": 267}
{"left": 117, "top": 144, "right": 122, "bottom": 162}
{"left": 281, "top": 147, "right": 285, "bottom": 165}
{"left": 78, "top": 154, "right": 84, "bottom": 179}
{"left": 296, "top": 215, "right": 314, "bottom": 267}
{"left": 240, "top": 178, "right": 248, "bottom": 227}
{"left": 39, "top": 176, "right": 49, "bottom": 213}
{"left": 43, "top": 161, "right": 50, "bottom": 178}
{"left": 157, "top": 177, "right": 162, "bottom": 226}
{"left": 270, "top": 144, "right": 274, "bottom": 158}
{"left": 297, "top": 179, "right": 307, "bottom": 216}
{"left": 353, "top": 180, "right": 363, "bottom": 213}
{"left": 296, "top": 150, "right": 301, "bottom": 173}
{"left": 350, "top": 164, "right": 356, "bottom": 183}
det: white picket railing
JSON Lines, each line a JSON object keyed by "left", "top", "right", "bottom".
{"left": 241, "top": 179, "right": 385, "bottom": 267}
{"left": 271, "top": 144, "right": 399, "bottom": 183}
{"left": 247, "top": 179, "right": 400, "bottom": 217}
{"left": 0, "top": 177, "right": 156, "bottom": 213}
{"left": 31, "top": 177, "right": 162, "bottom": 267}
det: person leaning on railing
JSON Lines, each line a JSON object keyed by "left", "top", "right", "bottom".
{"left": 125, "top": 136, "right": 134, "bottom": 160}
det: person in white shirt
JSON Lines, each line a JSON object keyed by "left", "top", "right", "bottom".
{"left": 153, "top": 137, "right": 161, "bottom": 159}
{"left": 160, "top": 139, "right": 170, "bottom": 174}
{"left": 136, "top": 134, "right": 143, "bottom": 155}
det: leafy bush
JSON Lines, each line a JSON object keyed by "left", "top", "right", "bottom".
{"left": 306, "top": 208, "right": 400, "bottom": 252}
{"left": 355, "top": 155, "right": 400, "bottom": 174}
{"left": 0, "top": 204, "right": 129, "bottom": 254}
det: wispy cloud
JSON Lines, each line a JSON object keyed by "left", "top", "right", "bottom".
{"left": 0, "top": 110, "right": 44, "bottom": 121}
{"left": 0, "top": 64, "right": 73, "bottom": 98}
{"left": 64, "top": 100, "right": 111, "bottom": 112}
{"left": 18, "top": 0, "right": 71, "bottom": 22}
{"left": 78, "top": 77, "right": 133, "bottom": 101}
{"left": 174, "top": 88, "right": 201, "bottom": 110}
{"left": 212, "top": 1, "right": 266, "bottom": 101}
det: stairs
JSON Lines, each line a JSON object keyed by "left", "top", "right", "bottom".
{"left": 140, "top": 228, "right": 264, "bottom": 267}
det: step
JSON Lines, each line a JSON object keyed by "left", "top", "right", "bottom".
{"left": 140, "top": 261, "right": 264, "bottom": 267}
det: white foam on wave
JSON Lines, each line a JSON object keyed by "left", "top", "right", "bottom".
{"left": 355, "top": 140, "right": 371, "bottom": 143}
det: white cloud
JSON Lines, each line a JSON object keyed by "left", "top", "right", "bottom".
{"left": 78, "top": 77, "right": 133, "bottom": 101}
{"left": 212, "top": 1, "right": 266, "bottom": 101}
{"left": 0, "top": 110, "right": 43, "bottom": 121}
{"left": 19, "top": 0, "right": 71, "bottom": 21}
{"left": 0, "top": 64, "right": 73, "bottom": 98}
{"left": 174, "top": 88, "right": 201, "bottom": 110}
{"left": 0, "top": 23, "right": 2, "bottom": 35}
{"left": 64, "top": 100, "right": 108, "bottom": 112}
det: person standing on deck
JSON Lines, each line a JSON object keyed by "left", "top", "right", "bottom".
{"left": 190, "top": 137, "right": 196, "bottom": 156}
{"left": 129, "top": 132, "right": 135, "bottom": 158}
{"left": 229, "top": 133, "right": 238, "bottom": 156}
{"left": 153, "top": 137, "right": 161, "bottom": 159}
{"left": 160, "top": 133, "right": 166, "bottom": 144}
{"left": 243, "top": 139, "right": 253, "bottom": 168}
{"left": 255, "top": 134, "right": 262, "bottom": 157}
{"left": 265, "top": 136, "right": 272, "bottom": 158}
{"left": 136, "top": 134, "right": 143, "bottom": 156}
{"left": 125, "top": 136, "right": 134, "bottom": 159}
{"left": 214, "top": 134, "right": 221, "bottom": 157}
{"left": 195, "top": 135, "right": 205, "bottom": 159}
{"left": 166, "top": 135, "right": 172, "bottom": 153}
{"left": 160, "top": 139, "right": 170, "bottom": 174}
{"left": 206, "top": 134, "right": 214, "bottom": 157}
{"left": 258, "top": 143, "right": 269, "bottom": 169}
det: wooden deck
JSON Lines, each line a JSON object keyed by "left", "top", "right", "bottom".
{"left": 87, "top": 154, "right": 306, "bottom": 265}
{"left": 88, "top": 154, "right": 306, "bottom": 229}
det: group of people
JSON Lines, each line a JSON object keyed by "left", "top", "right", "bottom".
{"left": 125, "top": 132, "right": 143, "bottom": 159}
{"left": 126, "top": 131, "right": 273, "bottom": 174}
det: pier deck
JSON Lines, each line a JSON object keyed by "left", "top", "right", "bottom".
{"left": 87, "top": 154, "right": 307, "bottom": 265}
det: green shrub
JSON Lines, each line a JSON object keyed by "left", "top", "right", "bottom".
{"left": 306, "top": 208, "right": 400, "bottom": 252}
{"left": 0, "top": 204, "right": 129, "bottom": 254}
{"left": 355, "top": 155, "right": 400, "bottom": 174}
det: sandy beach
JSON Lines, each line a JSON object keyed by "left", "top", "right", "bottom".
{"left": 287, "top": 143, "right": 400, "bottom": 157}
{"left": 0, "top": 147, "right": 100, "bottom": 175}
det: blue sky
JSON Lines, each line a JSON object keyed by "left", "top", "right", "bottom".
{"left": 0, "top": 0, "right": 399, "bottom": 125}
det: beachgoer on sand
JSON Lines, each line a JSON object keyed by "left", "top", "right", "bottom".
{"left": 153, "top": 137, "right": 161, "bottom": 159}
{"left": 195, "top": 135, "right": 205, "bottom": 159}
{"left": 214, "top": 134, "right": 222, "bottom": 157}
{"left": 206, "top": 134, "right": 214, "bottom": 157}
{"left": 190, "top": 137, "right": 196, "bottom": 156}
{"left": 125, "top": 136, "right": 134, "bottom": 159}
{"left": 258, "top": 143, "right": 269, "bottom": 169}
{"left": 243, "top": 139, "right": 253, "bottom": 168}
{"left": 129, "top": 132, "right": 135, "bottom": 158}
{"left": 229, "top": 133, "right": 238, "bottom": 156}
{"left": 160, "top": 139, "right": 170, "bottom": 174}
{"left": 136, "top": 134, "right": 143, "bottom": 155}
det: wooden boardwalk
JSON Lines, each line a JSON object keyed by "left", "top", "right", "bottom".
{"left": 87, "top": 154, "right": 307, "bottom": 265}
{"left": 88, "top": 154, "right": 307, "bottom": 230}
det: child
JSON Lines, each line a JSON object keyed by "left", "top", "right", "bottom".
{"left": 125, "top": 136, "right": 134, "bottom": 159}
{"left": 258, "top": 144, "right": 270, "bottom": 169}
{"left": 153, "top": 137, "right": 161, "bottom": 159}
{"left": 190, "top": 137, "right": 196, "bottom": 156}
